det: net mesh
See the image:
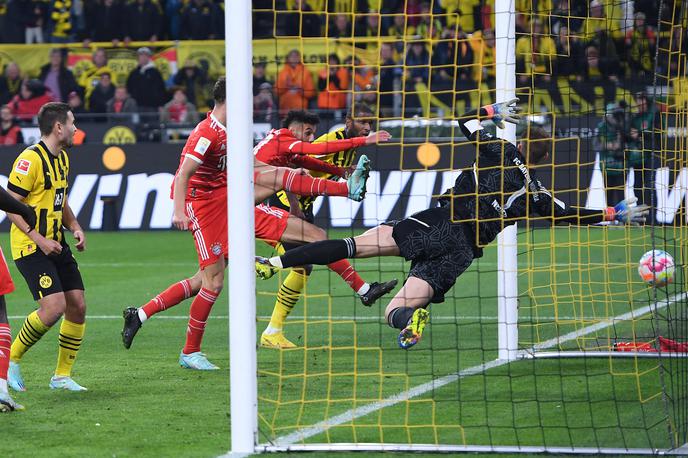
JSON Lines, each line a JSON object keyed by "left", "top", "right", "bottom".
{"left": 251, "top": 0, "right": 687, "bottom": 451}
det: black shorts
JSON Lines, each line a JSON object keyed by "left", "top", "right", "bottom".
{"left": 14, "top": 243, "right": 84, "bottom": 301}
{"left": 386, "top": 207, "right": 475, "bottom": 303}
{"left": 267, "top": 194, "right": 314, "bottom": 252}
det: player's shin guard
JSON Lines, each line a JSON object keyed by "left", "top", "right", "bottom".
{"left": 10, "top": 311, "right": 50, "bottom": 362}
{"left": 182, "top": 287, "right": 218, "bottom": 355}
{"left": 141, "top": 278, "right": 194, "bottom": 320}
{"left": 55, "top": 319, "right": 85, "bottom": 377}
{"left": 266, "top": 269, "right": 308, "bottom": 334}
{"left": 388, "top": 307, "right": 416, "bottom": 330}
{"left": 327, "top": 259, "right": 366, "bottom": 293}
{"left": 282, "top": 169, "right": 348, "bottom": 197}
{"left": 273, "top": 238, "right": 356, "bottom": 268}
{"left": 0, "top": 324, "right": 11, "bottom": 388}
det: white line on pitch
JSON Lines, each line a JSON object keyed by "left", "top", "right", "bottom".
{"left": 270, "top": 292, "right": 687, "bottom": 447}
{"left": 6, "top": 314, "right": 634, "bottom": 322}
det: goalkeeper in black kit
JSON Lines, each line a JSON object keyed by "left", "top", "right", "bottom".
{"left": 257, "top": 100, "right": 650, "bottom": 349}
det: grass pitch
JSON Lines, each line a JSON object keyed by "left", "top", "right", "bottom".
{"left": 2, "top": 228, "right": 684, "bottom": 457}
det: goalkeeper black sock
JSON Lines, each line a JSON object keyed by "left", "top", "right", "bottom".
{"left": 388, "top": 307, "right": 416, "bottom": 330}
{"left": 275, "top": 238, "right": 356, "bottom": 269}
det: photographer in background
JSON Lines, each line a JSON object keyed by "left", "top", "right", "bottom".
{"left": 595, "top": 102, "right": 628, "bottom": 205}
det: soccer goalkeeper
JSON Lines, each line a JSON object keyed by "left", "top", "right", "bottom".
{"left": 257, "top": 99, "right": 650, "bottom": 349}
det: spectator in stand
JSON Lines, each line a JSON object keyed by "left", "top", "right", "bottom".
{"left": 253, "top": 81, "right": 275, "bottom": 122}
{"left": 578, "top": 0, "right": 607, "bottom": 41}
{"left": 79, "top": 48, "right": 113, "bottom": 109}
{"left": 10, "top": 79, "right": 53, "bottom": 121}
{"left": 160, "top": 88, "right": 198, "bottom": 124}
{"left": 470, "top": 28, "right": 496, "bottom": 84}
{"left": 404, "top": 0, "right": 421, "bottom": 27}
{"left": 352, "top": 57, "right": 377, "bottom": 105}
{"left": 625, "top": 12, "right": 656, "bottom": 82}
{"left": 355, "top": 11, "right": 381, "bottom": 42}
{"left": 21, "top": 0, "right": 46, "bottom": 44}
{"left": 48, "top": 0, "right": 74, "bottom": 43}
{"left": 554, "top": 25, "right": 583, "bottom": 78}
{"left": 405, "top": 41, "right": 430, "bottom": 85}
{"left": 317, "top": 53, "right": 349, "bottom": 112}
{"left": 39, "top": 49, "right": 80, "bottom": 103}
{"left": 124, "top": 0, "right": 162, "bottom": 42}
{"left": 1, "top": 1, "right": 25, "bottom": 43}
{"left": 88, "top": 72, "right": 115, "bottom": 116}
{"left": 107, "top": 86, "right": 138, "bottom": 117}
{"left": 278, "top": 0, "right": 321, "bottom": 37}
{"left": 252, "top": 62, "right": 270, "bottom": 96}
{"left": 0, "top": 62, "right": 23, "bottom": 106}
{"left": 432, "top": 28, "right": 475, "bottom": 107}
{"left": 275, "top": 49, "right": 315, "bottom": 114}
{"left": 515, "top": 19, "right": 557, "bottom": 87}
{"left": 439, "top": 0, "right": 481, "bottom": 34}
{"left": 67, "top": 91, "right": 86, "bottom": 116}
{"left": 0, "top": 105, "right": 23, "bottom": 145}
{"left": 330, "top": 14, "right": 352, "bottom": 38}
{"left": 576, "top": 44, "right": 619, "bottom": 104}
{"left": 126, "top": 47, "right": 167, "bottom": 114}
{"left": 412, "top": 2, "right": 441, "bottom": 40}
{"left": 173, "top": 59, "right": 209, "bottom": 111}
{"left": 180, "top": 0, "right": 222, "bottom": 40}
{"left": 378, "top": 42, "right": 402, "bottom": 114}
{"left": 85, "top": 0, "right": 125, "bottom": 44}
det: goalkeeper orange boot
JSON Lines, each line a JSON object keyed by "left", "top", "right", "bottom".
{"left": 260, "top": 332, "right": 297, "bottom": 349}
{"left": 398, "top": 308, "right": 430, "bottom": 349}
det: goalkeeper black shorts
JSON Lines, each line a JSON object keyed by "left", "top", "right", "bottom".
{"left": 15, "top": 243, "right": 84, "bottom": 301}
{"left": 385, "top": 207, "right": 475, "bottom": 303}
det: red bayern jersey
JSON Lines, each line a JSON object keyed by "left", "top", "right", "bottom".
{"left": 173, "top": 112, "right": 227, "bottom": 200}
{"left": 253, "top": 128, "right": 366, "bottom": 176}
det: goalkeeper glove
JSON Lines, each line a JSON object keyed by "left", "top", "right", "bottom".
{"left": 604, "top": 197, "right": 650, "bottom": 225}
{"left": 485, "top": 98, "right": 522, "bottom": 129}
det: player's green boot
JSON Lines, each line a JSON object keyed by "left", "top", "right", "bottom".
{"left": 398, "top": 308, "right": 430, "bottom": 349}
{"left": 347, "top": 155, "right": 371, "bottom": 201}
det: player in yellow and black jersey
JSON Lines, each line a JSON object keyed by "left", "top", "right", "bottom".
{"left": 261, "top": 105, "right": 387, "bottom": 349}
{"left": 4, "top": 102, "right": 89, "bottom": 393}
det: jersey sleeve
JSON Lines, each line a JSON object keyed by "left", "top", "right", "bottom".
{"left": 7, "top": 150, "right": 39, "bottom": 198}
{"left": 183, "top": 127, "right": 218, "bottom": 164}
{"left": 459, "top": 108, "right": 516, "bottom": 159}
{"left": 524, "top": 179, "right": 605, "bottom": 225}
{"left": 282, "top": 135, "right": 366, "bottom": 156}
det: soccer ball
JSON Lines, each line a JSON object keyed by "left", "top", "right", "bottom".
{"left": 638, "top": 250, "right": 675, "bottom": 287}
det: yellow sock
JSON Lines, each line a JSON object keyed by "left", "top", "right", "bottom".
{"left": 55, "top": 319, "right": 85, "bottom": 377}
{"left": 267, "top": 269, "right": 308, "bottom": 332}
{"left": 11, "top": 311, "right": 51, "bottom": 362}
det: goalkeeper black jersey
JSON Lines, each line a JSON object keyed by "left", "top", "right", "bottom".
{"left": 439, "top": 108, "right": 604, "bottom": 249}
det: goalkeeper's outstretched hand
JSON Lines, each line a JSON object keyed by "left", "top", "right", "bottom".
{"left": 606, "top": 197, "right": 650, "bottom": 225}
{"left": 489, "top": 98, "right": 521, "bottom": 129}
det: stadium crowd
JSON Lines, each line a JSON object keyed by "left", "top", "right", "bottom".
{"left": 0, "top": 0, "right": 675, "bottom": 143}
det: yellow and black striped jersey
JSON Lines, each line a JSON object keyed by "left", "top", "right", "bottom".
{"left": 7, "top": 141, "right": 70, "bottom": 260}
{"left": 277, "top": 127, "right": 359, "bottom": 213}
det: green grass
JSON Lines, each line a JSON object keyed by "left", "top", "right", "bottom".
{"left": 2, "top": 228, "right": 686, "bottom": 457}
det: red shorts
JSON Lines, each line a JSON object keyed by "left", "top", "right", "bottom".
{"left": 255, "top": 204, "right": 289, "bottom": 244}
{"left": 0, "top": 246, "right": 15, "bottom": 296}
{"left": 186, "top": 192, "right": 228, "bottom": 269}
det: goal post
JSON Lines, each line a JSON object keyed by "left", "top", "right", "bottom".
{"left": 226, "top": 0, "right": 257, "bottom": 455}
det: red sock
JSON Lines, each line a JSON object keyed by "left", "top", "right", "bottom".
{"left": 282, "top": 169, "right": 348, "bottom": 197}
{"left": 183, "top": 287, "right": 218, "bottom": 355}
{"left": 328, "top": 259, "right": 366, "bottom": 292}
{"left": 0, "top": 323, "right": 10, "bottom": 381}
{"left": 141, "top": 279, "right": 193, "bottom": 318}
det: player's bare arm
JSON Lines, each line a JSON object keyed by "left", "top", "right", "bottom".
{"left": 172, "top": 157, "right": 200, "bottom": 230}
{"left": 62, "top": 197, "right": 85, "bottom": 251}
{"left": 5, "top": 188, "right": 62, "bottom": 256}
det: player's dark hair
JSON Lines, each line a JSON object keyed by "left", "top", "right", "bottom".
{"left": 37, "top": 102, "right": 71, "bottom": 136}
{"left": 347, "top": 104, "right": 374, "bottom": 121}
{"left": 283, "top": 110, "right": 320, "bottom": 128}
{"left": 212, "top": 77, "right": 226, "bottom": 104}
{"left": 522, "top": 125, "right": 551, "bottom": 164}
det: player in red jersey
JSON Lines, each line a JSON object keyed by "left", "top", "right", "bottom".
{"left": 0, "top": 185, "right": 35, "bottom": 411}
{"left": 121, "top": 78, "right": 393, "bottom": 366}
